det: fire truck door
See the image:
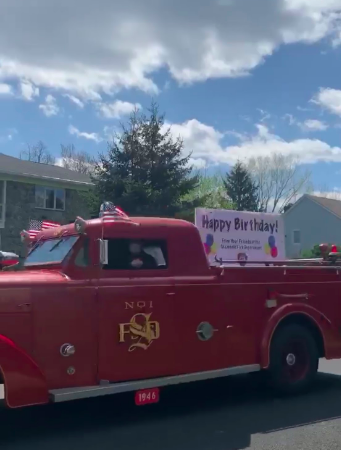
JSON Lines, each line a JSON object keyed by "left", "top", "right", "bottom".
{"left": 97, "top": 276, "right": 175, "bottom": 382}
{"left": 33, "top": 283, "right": 98, "bottom": 389}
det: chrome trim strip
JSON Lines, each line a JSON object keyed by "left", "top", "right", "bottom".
{"left": 49, "top": 364, "right": 260, "bottom": 403}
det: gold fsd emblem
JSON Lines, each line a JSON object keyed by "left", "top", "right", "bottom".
{"left": 119, "top": 313, "right": 160, "bottom": 352}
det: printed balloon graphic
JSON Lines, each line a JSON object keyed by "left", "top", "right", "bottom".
{"left": 267, "top": 235, "right": 278, "bottom": 258}
{"left": 268, "top": 235, "right": 276, "bottom": 248}
{"left": 264, "top": 243, "right": 271, "bottom": 255}
{"left": 204, "top": 234, "right": 217, "bottom": 256}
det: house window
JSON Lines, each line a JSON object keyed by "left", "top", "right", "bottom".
{"left": 0, "top": 180, "right": 6, "bottom": 229}
{"left": 293, "top": 230, "right": 301, "bottom": 245}
{"left": 103, "top": 238, "right": 168, "bottom": 270}
{"left": 35, "top": 186, "right": 65, "bottom": 211}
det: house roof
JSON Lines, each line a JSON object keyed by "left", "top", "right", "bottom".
{"left": 0, "top": 153, "right": 93, "bottom": 187}
{"left": 307, "top": 194, "right": 341, "bottom": 219}
{"left": 286, "top": 194, "right": 341, "bottom": 219}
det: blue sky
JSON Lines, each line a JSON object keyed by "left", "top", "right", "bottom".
{"left": 2, "top": 0, "right": 341, "bottom": 194}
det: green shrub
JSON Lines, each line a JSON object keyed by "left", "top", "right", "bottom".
{"left": 301, "top": 244, "right": 341, "bottom": 258}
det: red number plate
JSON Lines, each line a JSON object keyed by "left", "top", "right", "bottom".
{"left": 135, "top": 388, "right": 160, "bottom": 406}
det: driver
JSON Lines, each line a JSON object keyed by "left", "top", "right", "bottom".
{"left": 129, "top": 241, "right": 156, "bottom": 269}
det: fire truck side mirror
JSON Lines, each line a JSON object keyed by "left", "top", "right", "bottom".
{"left": 74, "top": 217, "right": 87, "bottom": 234}
{"left": 99, "top": 239, "right": 108, "bottom": 265}
{"left": 20, "top": 230, "right": 31, "bottom": 244}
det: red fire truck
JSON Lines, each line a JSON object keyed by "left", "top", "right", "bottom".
{"left": 0, "top": 207, "right": 341, "bottom": 409}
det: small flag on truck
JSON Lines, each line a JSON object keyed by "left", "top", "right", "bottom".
{"left": 28, "top": 219, "right": 61, "bottom": 239}
{"left": 99, "top": 201, "right": 130, "bottom": 222}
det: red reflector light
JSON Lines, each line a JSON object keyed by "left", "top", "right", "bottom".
{"left": 1, "top": 259, "right": 18, "bottom": 266}
{"left": 135, "top": 388, "right": 160, "bottom": 406}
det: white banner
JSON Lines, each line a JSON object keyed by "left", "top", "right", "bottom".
{"left": 195, "top": 208, "right": 285, "bottom": 264}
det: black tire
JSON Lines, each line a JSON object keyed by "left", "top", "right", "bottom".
{"left": 267, "top": 324, "right": 319, "bottom": 394}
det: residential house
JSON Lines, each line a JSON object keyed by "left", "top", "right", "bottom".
{"left": 283, "top": 194, "right": 341, "bottom": 258}
{"left": 0, "top": 153, "right": 94, "bottom": 253}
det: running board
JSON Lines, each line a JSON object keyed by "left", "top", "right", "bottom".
{"left": 49, "top": 364, "right": 260, "bottom": 403}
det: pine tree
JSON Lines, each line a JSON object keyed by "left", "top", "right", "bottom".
{"left": 223, "top": 162, "right": 259, "bottom": 211}
{"left": 93, "top": 102, "right": 199, "bottom": 216}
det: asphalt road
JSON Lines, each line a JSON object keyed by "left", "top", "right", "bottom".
{"left": 1, "top": 360, "right": 341, "bottom": 450}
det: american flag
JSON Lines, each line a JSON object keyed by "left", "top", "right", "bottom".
{"left": 99, "top": 201, "right": 130, "bottom": 222}
{"left": 28, "top": 219, "right": 61, "bottom": 239}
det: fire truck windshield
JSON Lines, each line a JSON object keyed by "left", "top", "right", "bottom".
{"left": 25, "top": 236, "right": 79, "bottom": 266}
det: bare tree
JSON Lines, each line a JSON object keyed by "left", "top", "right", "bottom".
{"left": 247, "top": 154, "right": 312, "bottom": 213}
{"left": 20, "top": 141, "right": 55, "bottom": 165}
{"left": 60, "top": 144, "right": 97, "bottom": 174}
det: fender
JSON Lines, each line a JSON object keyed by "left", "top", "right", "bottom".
{"left": 0, "top": 334, "right": 48, "bottom": 408}
{"left": 260, "top": 303, "right": 339, "bottom": 369}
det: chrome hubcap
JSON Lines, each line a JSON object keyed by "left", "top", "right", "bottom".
{"left": 286, "top": 353, "right": 296, "bottom": 366}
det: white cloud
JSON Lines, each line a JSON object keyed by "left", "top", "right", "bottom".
{"left": 189, "top": 157, "right": 207, "bottom": 169}
{"left": 19, "top": 80, "right": 39, "bottom": 101}
{"left": 257, "top": 108, "right": 271, "bottom": 123}
{"left": 0, "top": 83, "right": 13, "bottom": 96}
{"left": 7, "top": 128, "right": 17, "bottom": 141}
{"left": 0, "top": 128, "right": 17, "bottom": 143}
{"left": 283, "top": 113, "right": 328, "bottom": 131}
{"left": 68, "top": 124, "right": 103, "bottom": 143}
{"left": 297, "top": 105, "right": 312, "bottom": 112}
{"left": 98, "top": 100, "right": 141, "bottom": 119}
{"left": 166, "top": 119, "right": 341, "bottom": 166}
{"left": 103, "top": 125, "right": 120, "bottom": 139}
{"left": 165, "top": 119, "right": 225, "bottom": 165}
{"left": 0, "top": 1, "right": 340, "bottom": 98}
{"left": 39, "top": 95, "right": 59, "bottom": 117}
{"left": 283, "top": 113, "right": 297, "bottom": 126}
{"left": 311, "top": 190, "right": 341, "bottom": 201}
{"left": 64, "top": 94, "right": 84, "bottom": 108}
{"left": 313, "top": 87, "right": 341, "bottom": 116}
{"left": 300, "top": 119, "right": 329, "bottom": 131}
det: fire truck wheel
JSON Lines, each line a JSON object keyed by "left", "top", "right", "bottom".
{"left": 268, "top": 324, "right": 319, "bottom": 394}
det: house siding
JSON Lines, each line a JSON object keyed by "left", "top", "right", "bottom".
{"left": 0, "top": 181, "right": 90, "bottom": 253}
{"left": 284, "top": 196, "right": 341, "bottom": 257}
